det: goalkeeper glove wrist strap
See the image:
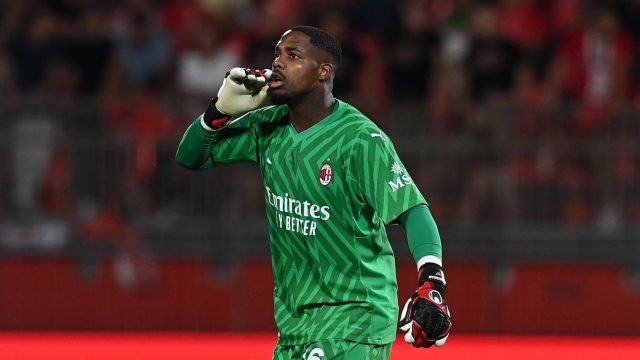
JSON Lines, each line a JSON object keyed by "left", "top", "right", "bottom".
{"left": 418, "top": 263, "right": 446, "bottom": 293}
{"left": 203, "top": 97, "right": 231, "bottom": 129}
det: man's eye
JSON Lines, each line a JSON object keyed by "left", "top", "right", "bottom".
{"left": 289, "top": 53, "right": 299, "bottom": 59}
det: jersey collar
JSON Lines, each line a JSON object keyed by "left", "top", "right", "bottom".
{"left": 288, "top": 100, "right": 342, "bottom": 142}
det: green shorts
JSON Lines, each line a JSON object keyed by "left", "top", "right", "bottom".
{"left": 272, "top": 339, "right": 393, "bottom": 360}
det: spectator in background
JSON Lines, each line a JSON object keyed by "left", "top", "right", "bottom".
{"left": 388, "top": 0, "right": 441, "bottom": 101}
{"left": 64, "top": 8, "right": 119, "bottom": 96}
{"left": 314, "top": 7, "right": 390, "bottom": 127}
{"left": 243, "top": 2, "right": 301, "bottom": 70}
{"left": 548, "top": 3, "right": 633, "bottom": 133}
{"left": 1, "top": 0, "right": 639, "bottom": 227}
{"left": 159, "top": 0, "right": 215, "bottom": 54}
{"left": 314, "top": 8, "right": 363, "bottom": 100}
{"left": 386, "top": 0, "right": 442, "bottom": 134}
{"left": 549, "top": 0, "right": 585, "bottom": 37}
{"left": 434, "top": 0, "right": 473, "bottom": 134}
{"left": 496, "top": 0, "right": 552, "bottom": 88}
{"left": 113, "top": 11, "right": 173, "bottom": 91}
{"left": 496, "top": 0, "right": 547, "bottom": 54}
{"left": 351, "top": 0, "right": 397, "bottom": 42}
{"left": 6, "top": 10, "right": 62, "bottom": 94}
{"left": 457, "top": 5, "right": 522, "bottom": 222}
{"left": 125, "top": 76, "right": 179, "bottom": 212}
{"left": 0, "top": 1, "right": 22, "bottom": 97}
{"left": 464, "top": 5, "right": 523, "bottom": 104}
{"left": 177, "top": 22, "right": 240, "bottom": 103}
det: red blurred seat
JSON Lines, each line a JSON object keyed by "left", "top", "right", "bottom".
{"left": 496, "top": 263, "right": 640, "bottom": 334}
{"left": 235, "top": 259, "right": 276, "bottom": 331}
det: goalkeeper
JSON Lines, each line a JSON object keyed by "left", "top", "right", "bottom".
{"left": 176, "top": 25, "right": 451, "bottom": 359}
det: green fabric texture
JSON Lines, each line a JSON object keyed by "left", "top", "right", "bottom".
{"left": 398, "top": 204, "right": 442, "bottom": 262}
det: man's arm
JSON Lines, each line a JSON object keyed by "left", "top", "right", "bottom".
{"left": 175, "top": 112, "right": 222, "bottom": 170}
{"left": 175, "top": 68, "right": 271, "bottom": 170}
{"left": 397, "top": 204, "right": 452, "bottom": 348}
{"left": 345, "top": 127, "right": 451, "bottom": 347}
{"left": 397, "top": 204, "right": 441, "bottom": 265}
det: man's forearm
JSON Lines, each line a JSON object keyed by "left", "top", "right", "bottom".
{"left": 397, "top": 204, "right": 442, "bottom": 267}
{"left": 175, "top": 115, "right": 218, "bottom": 170}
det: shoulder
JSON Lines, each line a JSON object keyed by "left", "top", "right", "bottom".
{"left": 335, "top": 101, "right": 393, "bottom": 153}
{"left": 335, "top": 100, "right": 385, "bottom": 138}
{"left": 248, "top": 104, "right": 289, "bottom": 123}
{"left": 243, "top": 104, "right": 290, "bottom": 138}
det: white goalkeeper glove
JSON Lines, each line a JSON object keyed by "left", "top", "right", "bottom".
{"left": 215, "top": 67, "right": 272, "bottom": 116}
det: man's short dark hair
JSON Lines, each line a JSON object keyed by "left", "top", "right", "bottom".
{"left": 290, "top": 25, "right": 342, "bottom": 71}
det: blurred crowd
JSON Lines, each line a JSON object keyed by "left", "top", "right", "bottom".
{"left": 1, "top": 0, "right": 640, "bottom": 239}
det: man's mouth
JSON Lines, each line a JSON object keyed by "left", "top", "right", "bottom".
{"left": 270, "top": 72, "right": 284, "bottom": 89}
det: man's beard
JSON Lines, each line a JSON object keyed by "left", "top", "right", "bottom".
{"left": 270, "top": 90, "right": 293, "bottom": 105}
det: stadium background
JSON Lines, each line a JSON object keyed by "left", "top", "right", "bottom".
{"left": 0, "top": 0, "right": 640, "bottom": 358}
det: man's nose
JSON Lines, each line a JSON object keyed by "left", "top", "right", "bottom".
{"left": 272, "top": 57, "right": 284, "bottom": 70}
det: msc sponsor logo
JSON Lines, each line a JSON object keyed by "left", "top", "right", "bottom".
{"left": 388, "top": 162, "right": 415, "bottom": 192}
{"left": 388, "top": 175, "right": 414, "bottom": 192}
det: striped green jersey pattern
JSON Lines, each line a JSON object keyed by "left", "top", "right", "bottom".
{"left": 177, "top": 100, "right": 426, "bottom": 345}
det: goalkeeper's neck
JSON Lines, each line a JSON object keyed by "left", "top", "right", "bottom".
{"left": 288, "top": 91, "right": 336, "bottom": 133}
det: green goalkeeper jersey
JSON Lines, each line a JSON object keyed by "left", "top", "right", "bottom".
{"left": 176, "top": 100, "right": 426, "bottom": 345}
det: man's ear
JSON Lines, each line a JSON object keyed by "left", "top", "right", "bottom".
{"left": 319, "top": 63, "right": 334, "bottom": 81}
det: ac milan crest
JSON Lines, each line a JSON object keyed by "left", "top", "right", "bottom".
{"left": 319, "top": 163, "right": 333, "bottom": 186}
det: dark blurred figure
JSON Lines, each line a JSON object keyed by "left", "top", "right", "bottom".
{"left": 243, "top": 2, "right": 302, "bottom": 70}
{"left": 62, "top": 7, "right": 116, "bottom": 208}
{"left": 64, "top": 8, "right": 118, "bottom": 96}
{"left": 386, "top": 0, "right": 442, "bottom": 134}
{"left": 113, "top": 11, "right": 173, "bottom": 92}
{"left": 388, "top": 0, "right": 441, "bottom": 101}
{"left": 313, "top": 7, "right": 389, "bottom": 126}
{"left": 6, "top": 10, "right": 62, "bottom": 94}
{"left": 314, "top": 8, "right": 363, "bottom": 100}
{"left": 351, "top": 0, "right": 398, "bottom": 41}
{"left": 456, "top": 6, "right": 522, "bottom": 222}
{"left": 464, "top": 5, "right": 523, "bottom": 104}
{"left": 496, "top": 0, "right": 552, "bottom": 87}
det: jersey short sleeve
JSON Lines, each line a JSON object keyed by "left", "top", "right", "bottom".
{"left": 350, "top": 127, "right": 427, "bottom": 224}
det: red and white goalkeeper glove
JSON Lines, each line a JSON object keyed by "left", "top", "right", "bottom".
{"left": 203, "top": 68, "right": 272, "bottom": 129}
{"left": 398, "top": 262, "right": 452, "bottom": 348}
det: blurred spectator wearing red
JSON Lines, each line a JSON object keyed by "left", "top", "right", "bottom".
{"left": 549, "top": 3, "right": 634, "bottom": 133}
